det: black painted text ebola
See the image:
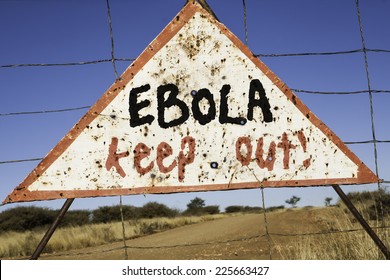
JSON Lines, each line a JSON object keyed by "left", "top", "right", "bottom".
{"left": 128, "top": 79, "right": 273, "bottom": 128}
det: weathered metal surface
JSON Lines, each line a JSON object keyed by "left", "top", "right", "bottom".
{"left": 4, "top": 2, "right": 377, "bottom": 204}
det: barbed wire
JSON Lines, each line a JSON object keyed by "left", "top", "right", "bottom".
{"left": 0, "top": 158, "right": 44, "bottom": 165}
{"left": 291, "top": 89, "right": 390, "bottom": 95}
{"left": 255, "top": 48, "right": 390, "bottom": 58}
{"left": 345, "top": 140, "right": 390, "bottom": 145}
{"left": 0, "top": 88, "right": 389, "bottom": 118}
{"left": 0, "top": 58, "right": 134, "bottom": 68}
{"left": 242, "top": 0, "right": 248, "bottom": 46}
{"left": 1, "top": 49, "right": 389, "bottom": 69}
{"left": 0, "top": 106, "right": 90, "bottom": 117}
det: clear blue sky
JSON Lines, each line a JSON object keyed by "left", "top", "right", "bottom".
{"left": 1, "top": 0, "right": 389, "bottom": 212}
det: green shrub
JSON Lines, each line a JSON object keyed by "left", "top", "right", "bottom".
{"left": 368, "top": 191, "right": 390, "bottom": 220}
{"left": 202, "top": 205, "right": 220, "bottom": 215}
{"left": 225, "top": 205, "right": 263, "bottom": 213}
{"left": 139, "top": 202, "right": 179, "bottom": 218}
{"left": 266, "top": 205, "right": 285, "bottom": 212}
{"left": 344, "top": 189, "right": 390, "bottom": 220}
{"left": 0, "top": 206, "right": 56, "bottom": 231}
{"left": 92, "top": 205, "right": 139, "bottom": 223}
{"left": 60, "top": 210, "right": 91, "bottom": 227}
{"left": 225, "top": 206, "right": 244, "bottom": 213}
{"left": 243, "top": 206, "right": 263, "bottom": 212}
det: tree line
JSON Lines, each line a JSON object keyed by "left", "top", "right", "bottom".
{"left": 0, "top": 197, "right": 266, "bottom": 232}
{"left": 2, "top": 190, "right": 387, "bottom": 232}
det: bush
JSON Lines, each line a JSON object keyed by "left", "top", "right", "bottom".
{"left": 243, "top": 206, "right": 263, "bottom": 212}
{"left": 266, "top": 205, "right": 285, "bottom": 212}
{"left": 225, "top": 205, "right": 244, "bottom": 213}
{"left": 92, "top": 206, "right": 119, "bottom": 223}
{"left": 202, "top": 205, "right": 220, "bottom": 215}
{"left": 92, "top": 205, "right": 139, "bottom": 223}
{"left": 139, "top": 202, "right": 179, "bottom": 218}
{"left": 91, "top": 203, "right": 180, "bottom": 223}
{"left": 0, "top": 206, "right": 56, "bottom": 231}
{"left": 344, "top": 189, "right": 390, "bottom": 220}
{"left": 346, "top": 191, "right": 377, "bottom": 202}
{"left": 225, "top": 205, "right": 263, "bottom": 213}
{"left": 368, "top": 191, "right": 390, "bottom": 220}
{"left": 60, "top": 210, "right": 91, "bottom": 227}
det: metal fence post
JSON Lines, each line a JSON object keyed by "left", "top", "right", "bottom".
{"left": 30, "top": 198, "right": 75, "bottom": 260}
{"left": 332, "top": 185, "right": 390, "bottom": 260}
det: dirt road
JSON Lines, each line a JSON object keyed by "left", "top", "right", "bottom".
{"left": 41, "top": 208, "right": 325, "bottom": 260}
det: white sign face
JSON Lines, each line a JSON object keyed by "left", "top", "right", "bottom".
{"left": 4, "top": 2, "right": 377, "bottom": 203}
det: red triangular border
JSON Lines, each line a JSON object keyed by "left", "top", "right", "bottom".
{"left": 4, "top": 1, "right": 378, "bottom": 204}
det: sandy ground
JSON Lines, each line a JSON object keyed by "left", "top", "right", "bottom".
{"left": 39, "top": 208, "right": 327, "bottom": 260}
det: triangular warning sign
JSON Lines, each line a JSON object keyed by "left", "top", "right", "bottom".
{"left": 4, "top": 2, "right": 377, "bottom": 204}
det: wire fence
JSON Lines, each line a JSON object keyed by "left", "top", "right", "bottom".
{"left": 1, "top": 0, "right": 389, "bottom": 259}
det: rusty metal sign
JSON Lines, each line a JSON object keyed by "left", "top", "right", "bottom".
{"left": 4, "top": 2, "right": 377, "bottom": 204}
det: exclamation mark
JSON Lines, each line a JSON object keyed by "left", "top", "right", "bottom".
{"left": 297, "top": 130, "right": 311, "bottom": 169}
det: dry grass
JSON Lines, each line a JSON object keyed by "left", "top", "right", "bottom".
{"left": 0, "top": 214, "right": 226, "bottom": 259}
{"left": 1, "top": 206, "right": 389, "bottom": 260}
{"left": 275, "top": 206, "right": 390, "bottom": 260}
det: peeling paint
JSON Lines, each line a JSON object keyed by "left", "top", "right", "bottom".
{"left": 3, "top": 1, "right": 377, "bottom": 204}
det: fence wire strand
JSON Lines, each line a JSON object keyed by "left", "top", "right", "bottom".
{"left": 355, "top": 0, "right": 380, "bottom": 190}
{"left": 119, "top": 195, "right": 129, "bottom": 260}
{"left": 0, "top": 58, "right": 135, "bottom": 69}
{"left": 291, "top": 89, "right": 390, "bottom": 95}
{"left": 2, "top": 49, "right": 390, "bottom": 69}
{"left": 355, "top": 1, "right": 387, "bottom": 258}
{"left": 0, "top": 106, "right": 90, "bottom": 117}
{"left": 0, "top": 158, "right": 44, "bottom": 165}
{"left": 104, "top": 0, "right": 129, "bottom": 260}
{"left": 260, "top": 188, "right": 273, "bottom": 260}
{"left": 1, "top": 88, "right": 389, "bottom": 118}
{"left": 242, "top": 0, "right": 248, "bottom": 46}
{"left": 105, "top": 0, "right": 120, "bottom": 80}
{"left": 255, "top": 48, "right": 390, "bottom": 58}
